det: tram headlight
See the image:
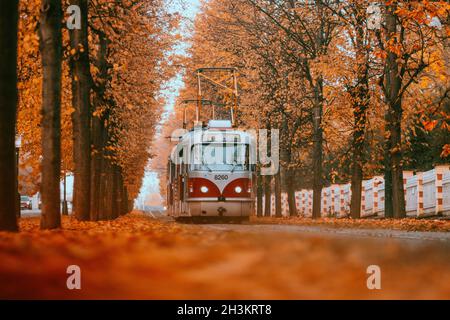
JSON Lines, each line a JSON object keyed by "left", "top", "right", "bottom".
{"left": 200, "top": 186, "right": 209, "bottom": 193}
{"left": 235, "top": 186, "right": 243, "bottom": 194}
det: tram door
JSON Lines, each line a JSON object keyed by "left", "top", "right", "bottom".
{"left": 179, "top": 164, "right": 189, "bottom": 215}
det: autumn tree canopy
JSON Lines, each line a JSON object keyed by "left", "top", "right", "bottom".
{"left": 156, "top": 0, "right": 450, "bottom": 218}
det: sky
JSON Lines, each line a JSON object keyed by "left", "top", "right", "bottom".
{"left": 135, "top": 0, "right": 201, "bottom": 208}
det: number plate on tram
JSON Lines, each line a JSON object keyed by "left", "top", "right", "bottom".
{"left": 214, "top": 175, "right": 229, "bottom": 181}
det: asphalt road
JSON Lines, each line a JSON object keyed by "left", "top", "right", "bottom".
{"left": 200, "top": 223, "right": 450, "bottom": 243}
{"left": 154, "top": 213, "right": 450, "bottom": 246}
{"left": 19, "top": 209, "right": 41, "bottom": 217}
{"left": 24, "top": 209, "right": 450, "bottom": 243}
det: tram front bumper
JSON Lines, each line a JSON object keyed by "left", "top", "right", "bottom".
{"left": 187, "top": 200, "right": 253, "bottom": 217}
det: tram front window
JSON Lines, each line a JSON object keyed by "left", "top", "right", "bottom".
{"left": 191, "top": 143, "right": 250, "bottom": 172}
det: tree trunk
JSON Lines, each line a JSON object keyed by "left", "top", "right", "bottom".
{"left": 39, "top": 0, "right": 62, "bottom": 230}
{"left": 256, "top": 169, "right": 263, "bottom": 217}
{"left": 118, "top": 171, "right": 126, "bottom": 216}
{"left": 384, "top": 3, "right": 405, "bottom": 218}
{"left": 384, "top": 113, "right": 394, "bottom": 218}
{"left": 350, "top": 20, "right": 369, "bottom": 219}
{"left": 274, "top": 170, "right": 282, "bottom": 217}
{"left": 391, "top": 100, "right": 406, "bottom": 219}
{"left": 0, "top": 0, "right": 19, "bottom": 232}
{"left": 111, "top": 165, "right": 119, "bottom": 219}
{"left": 116, "top": 168, "right": 123, "bottom": 216}
{"left": 90, "top": 32, "right": 109, "bottom": 221}
{"left": 312, "top": 79, "right": 324, "bottom": 219}
{"left": 128, "top": 199, "right": 133, "bottom": 214}
{"left": 123, "top": 184, "right": 129, "bottom": 215}
{"left": 97, "top": 122, "right": 108, "bottom": 220}
{"left": 264, "top": 175, "right": 271, "bottom": 217}
{"left": 90, "top": 116, "right": 102, "bottom": 221}
{"left": 350, "top": 160, "right": 363, "bottom": 219}
{"left": 104, "top": 159, "right": 114, "bottom": 220}
{"left": 69, "top": 0, "right": 91, "bottom": 221}
{"left": 286, "top": 169, "right": 297, "bottom": 217}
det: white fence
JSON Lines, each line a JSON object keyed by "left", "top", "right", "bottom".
{"left": 261, "top": 165, "right": 450, "bottom": 217}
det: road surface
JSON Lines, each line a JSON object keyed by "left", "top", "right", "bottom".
{"left": 19, "top": 209, "right": 41, "bottom": 217}
{"left": 197, "top": 223, "right": 450, "bottom": 243}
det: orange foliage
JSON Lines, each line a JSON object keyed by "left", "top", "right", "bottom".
{"left": 253, "top": 216, "right": 450, "bottom": 233}
{"left": 1, "top": 213, "right": 450, "bottom": 299}
{"left": 16, "top": 0, "right": 179, "bottom": 200}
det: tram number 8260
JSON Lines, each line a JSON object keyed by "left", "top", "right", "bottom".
{"left": 214, "top": 175, "right": 229, "bottom": 181}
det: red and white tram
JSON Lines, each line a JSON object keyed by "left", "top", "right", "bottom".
{"left": 167, "top": 120, "right": 256, "bottom": 223}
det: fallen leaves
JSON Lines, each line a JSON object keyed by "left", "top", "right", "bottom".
{"left": 1, "top": 212, "right": 450, "bottom": 300}
{"left": 251, "top": 216, "right": 450, "bottom": 232}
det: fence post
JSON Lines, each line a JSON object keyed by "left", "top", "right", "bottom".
{"left": 303, "top": 191, "right": 306, "bottom": 216}
{"left": 308, "top": 191, "right": 313, "bottom": 217}
{"left": 373, "top": 177, "right": 382, "bottom": 216}
{"left": 361, "top": 183, "right": 366, "bottom": 216}
{"left": 300, "top": 191, "right": 306, "bottom": 215}
{"left": 282, "top": 193, "right": 288, "bottom": 216}
{"left": 339, "top": 186, "right": 345, "bottom": 217}
{"left": 321, "top": 188, "right": 327, "bottom": 216}
{"left": 403, "top": 171, "right": 414, "bottom": 205}
{"left": 330, "top": 186, "right": 335, "bottom": 216}
{"left": 416, "top": 172, "right": 424, "bottom": 216}
{"left": 271, "top": 194, "right": 275, "bottom": 216}
{"left": 295, "top": 191, "right": 300, "bottom": 213}
{"left": 435, "top": 165, "right": 449, "bottom": 215}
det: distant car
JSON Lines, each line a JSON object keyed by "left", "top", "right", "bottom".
{"left": 20, "top": 196, "right": 32, "bottom": 210}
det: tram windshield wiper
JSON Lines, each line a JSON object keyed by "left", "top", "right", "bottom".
{"left": 202, "top": 161, "right": 213, "bottom": 172}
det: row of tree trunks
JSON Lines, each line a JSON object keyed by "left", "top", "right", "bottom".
{"left": 255, "top": 169, "right": 297, "bottom": 218}
{"left": 0, "top": 0, "right": 19, "bottom": 231}
{"left": 90, "top": 29, "right": 131, "bottom": 221}
{"left": 1, "top": 0, "right": 133, "bottom": 230}
{"left": 39, "top": 0, "right": 63, "bottom": 229}
{"left": 69, "top": 0, "right": 91, "bottom": 221}
{"left": 91, "top": 117, "right": 130, "bottom": 221}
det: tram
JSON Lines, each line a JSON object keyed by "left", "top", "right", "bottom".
{"left": 166, "top": 120, "right": 256, "bottom": 222}
{"left": 166, "top": 67, "right": 256, "bottom": 223}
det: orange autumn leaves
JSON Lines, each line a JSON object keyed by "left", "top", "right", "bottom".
{"left": 2, "top": 213, "right": 450, "bottom": 299}
{"left": 16, "top": 0, "right": 178, "bottom": 198}
{"left": 252, "top": 216, "right": 450, "bottom": 233}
